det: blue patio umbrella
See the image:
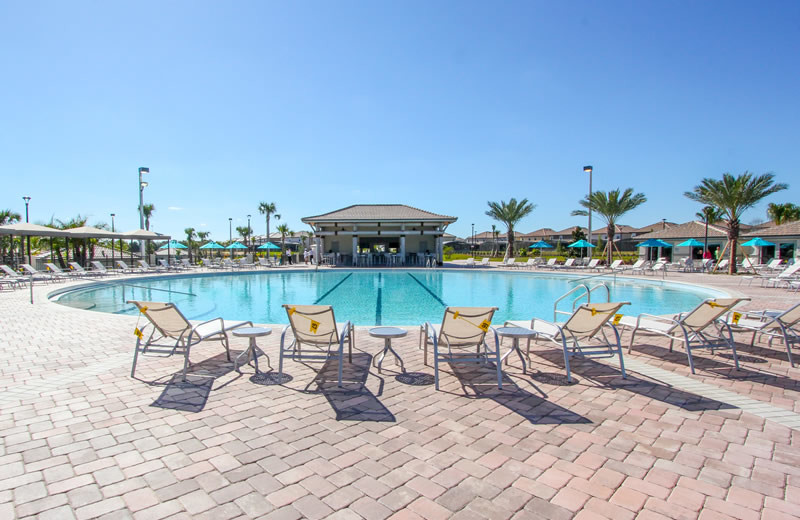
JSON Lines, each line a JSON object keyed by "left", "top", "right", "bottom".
{"left": 676, "top": 239, "right": 704, "bottom": 247}
{"left": 636, "top": 239, "right": 672, "bottom": 248}
{"left": 158, "top": 240, "right": 187, "bottom": 250}
{"left": 226, "top": 241, "right": 248, "bottom": 249}
{"left": 199, "top": 240, "right": 224, "bottom": 258}
{"left": 741, "top": 237, "right": 775, "bottom": 247}
{"left": 257, "top": 242, "right": 281, "bottom": 250}
{"left": 566, "top": 240, "right": 595, "bottom": 248}
{"left": 528, "top": 240, "right": 554, "bottom": 249}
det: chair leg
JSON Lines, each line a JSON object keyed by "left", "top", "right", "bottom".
{"left": 182, "top": 349, "right": 191, "bottom": 382}
{"left": 337, "top": 346, "right": 344, "bottom": 388}
{"left": 628, "top": 328, "right": 637, "bottom": 353}
{"left": 730, "top": 342, "right": 740, "bottom": 370}
{"left": 617, "top": 344, "right": 627, "bottom": 379}
{"left": 685, "top": 345, "right": 696, "bottom": 374}
{"left": 131, "top": 341, "right": 141, "bottom": 377}
{"left": 495, "top": 342, "right": 503, "bottom": 390}
{"left": 563, "top": 344, "right": 572, "bottom": 383}
{"left": 433, "top": 345, "right": 440, "bottom": 390}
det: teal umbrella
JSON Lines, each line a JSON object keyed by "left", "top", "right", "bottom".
{"left": 226, "top": 241, "right": 248, "bottom": 249}
{"left": 741, "top": 237, "right": 775, "bottom": 247}
{"left": 528, "top": 240, "right": 554, "bottom": 249}
{"left": 636, "top": 239, "right": 672, "bottom": 248}
{"left": 199, "top": 241, "right": 223, "bottom": 249}
{"left": 676, "top": 239, "right": 704, "bottom": 247}
{"left": 257, "top": 242, "right": 281, "bottom": 250}
{"left": 567, "top": 240, "right": 595, "bottom": 248}
{"left": 158, "top": 240, "right": 187, "bottom": 250}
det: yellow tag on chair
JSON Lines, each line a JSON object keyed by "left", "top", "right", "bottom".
{"left": 288, "top": 307, "right": 296, "bottom": 316}
{"left": 478, "top": 319, "right": 491, "bottom": 332}
{"left": 732, "top": 312, "right": 742, "bottom": 324}
{"left": 452, "top": 311, "right": 460, "bottom": 320}
{"left": 139, "top": 306, "right": 148, "bottom": 314}
{"left": 134, "top": 328, "right": 143, "bottom": 339}
{"left": 309, "top": 320, "right": 320, "bottom": 334}
{"left": 591, "top": 308, "right": 598, "bottom": 316}
{"left": 613, "top": 314, "right": 623, "bottom": 325}
{"left": 707, "top": 301, "right": 721, "bottom": 308}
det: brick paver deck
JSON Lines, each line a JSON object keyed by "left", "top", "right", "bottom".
{"left": 1, "top": 267, "right": 798, "bottom": 519}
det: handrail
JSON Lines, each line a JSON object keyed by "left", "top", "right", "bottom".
{"left": 554, "top": 282, "right": 611, "bottom": 320}
{"left": 569, "top": 270, "right": 617, "bottom": 284}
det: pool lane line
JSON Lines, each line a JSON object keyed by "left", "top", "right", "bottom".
{"left": 375, "top": 274, "right": 383, "bottom": 326}
{"left": 313, "top": 273, "right": 353, "bottom": 304}
{"left": 406, "top": 273, "right": 447, "bottom": 307}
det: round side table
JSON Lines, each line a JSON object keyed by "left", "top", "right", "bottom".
{"left": 496, "top": 326, "right": 537, "bottom": 374}
{"left": 232, "top": 327, "right": 272, "bottom": 374}
{"left": 368, "top": 327, "right": 407, "bottom": 373}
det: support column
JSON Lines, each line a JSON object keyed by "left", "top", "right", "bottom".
{"left": 315, "top": 237, "right": 321, "bottom": 265}
{"left": 436, "top": 236, "right": 443, "bottom": 264}
{"left": 400, "top": 235, "right": 406, "bottom": 264}
{"left": 352, "top": 236, "right": 358, "bottom": 265}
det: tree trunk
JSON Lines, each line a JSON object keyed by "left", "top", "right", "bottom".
{"left": 505, "top": 228, "right": 514, "bottom": 261}
{"left": 704, "top": 220, "right": 709, "bottom": 254}
{"left": 727, "top": 220, "right": 739, "bottom": 275}
{"left": 606, "top": 223, "right": 614, "bottom": 264}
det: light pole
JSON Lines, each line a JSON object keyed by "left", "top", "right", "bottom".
{"left": 583, "top": 166, "right": 593, "bottom": 249}
{"left": 138, "top": 167, "right": 149, "bottom": 256}
{"left": 471, "top": 223, "right": 475, "bottom": 250}
{"left": 110, "top": 213, "right": 116, "bottom": 268}
{"left": 22, "top": 196, "right": 31, "bottom": 265}
{"left": 229, "top": 218, "right": 232, "bottom": 243}
{"left": 247, "top": 214, "right": 251, "bottom": 253}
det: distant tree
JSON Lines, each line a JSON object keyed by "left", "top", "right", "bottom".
{"left": 276, "top": 223, "right": 290, "bottom": 263}
{"left": 767, "top": 202, "right": 800, "bottom": 225}
{"left": 235, "top": 226, "right": 252, "bottom": 242}
{"left": 258, "top": 202, "right": 280, "bottom": 242}
{"left": 184, "top": 228, "right": 196, "bottom": 262}
{"left": 0, "top": 209, "right": 21, "bottom": 259}
{"left": 685, "top": 172, "right": 787, "bottom": 274}
{"left": 696, "top": 206, "right": 723, "bottom": 256}
{"left": 490, "top": 224, "right": 498, "bottom": 256}
{"left": 141, "top": 204, "right": 155, "bottom": 231}
{"left": 485, "top": 198, "right": 536, "bottom": 260}
{"left": 572, "top": 188, "right": 647, "bottom": 264}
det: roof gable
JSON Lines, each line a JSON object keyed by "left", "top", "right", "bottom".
{"left": 302, "top": 204, "right": 456, "bottom": 223}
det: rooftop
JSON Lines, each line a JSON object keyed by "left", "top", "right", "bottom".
{"left": 302, "top": 204, "right": 457, "bottom": 223}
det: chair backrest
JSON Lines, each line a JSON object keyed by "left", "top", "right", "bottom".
{"left": 138, "top": 260, "right": 150, "bottom": 269}
{"left": 159, "top": 259, "right": 170, "bottom": 268}
{"left": 45, "top": 263, "right": 64, "bottom": 274}
{"left": 465, "top": 258, "right": 475, "bottom": 266}
{"left": 631, "top": 259, "right": 644, "bottom": 268}
{"left": 742, "top": 257, "right": 755, "bottom": 269}
{"left": 91, "top": 261, "right": 107, "bottom": 272}
{"left": 70, "top": 262, "right": 88, "bottom": 272}
{"left": 1, "top": 265, "right": 21, "bottom": 277}
{"left": 181, "top": 259, "right": 192, "bottom": 267}
{"left": 547, "top": 258, "right": 557, "bottom": 266}
{"left": 129, "top": 301, "right": 192, "bottom": 339}
{"left": 587, "top": 259, "right": 600, "bottom": 268}
{"left": 21, "top": 264, "right": 38, "bottom": 274}
{"left": 506, "top": 258, "right": 516, "bottom": 265}
{"left": 777, "top": 262, "right": 800, "bottom": 278}
{"left": 679, "top": 298, "right": 748, "bottom": 331}
{"left": 526, "top": 258, "right": 536, "bottom": 265}
{"left": 767, "top": 259, "right": 782, "bottom": 269}
{"left": 283, "top": 304, "right": 339, "bottom": 347}
{"left": 717, "top": 259, "right": 729, "bottom": 269}
{"left": 480, "top": 258, "right": 490, "bottom": 265}
{"left": 563, "top": 258, "right": 575, "bottom": 267}
{"left": 117, "top": 260, "right": 129, "bottom": 269}
{"left": 651, "top": 261, "right": 666, "bottom": 270}
{"left": 563, "top": 302, "right": 630, "bottom": 339}
{"left": 438, "top": 307, "right": 497, "bottom": 348}
{"left": 609, "top": 260, "right": 623, "bottom": 269}
{"left": 775, "top": 302, "right": 800, "bottom": 329}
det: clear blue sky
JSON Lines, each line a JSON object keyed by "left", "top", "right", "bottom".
{"left": 1, "top": 1, "right": 798, "bottom": 240}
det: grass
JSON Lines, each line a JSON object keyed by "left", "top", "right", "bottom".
{"left": 444, "top": 251, "right": 641, "bottom": 263}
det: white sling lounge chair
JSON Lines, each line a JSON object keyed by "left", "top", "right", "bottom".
{"left": 422, "top": 307, "right": 502, "bottom": 390}
{"left": 45, "top": 262, "right": 83, "bottom": 278}
{"left": 88, "top": 261, "right": 112, "bottom": 276}
{"left": 605, "top": 259, "right": 624, "bottom": 272}
{"left": 727, "top": 302, "right": 800, "bottom": 367}
{"left": 279, "top": 305, "right": 354, "bottom": 387}
{"left": 129, "top": 301, "right": 253, "bottom": 381}
{"left": 21, "top": 263, "right": 62, "bottom": 282}
{"left": 464, "top": 258, "right": 476, "bottom": 268}
{"left": 0, "top": 265, "right": 31, "bottom": 285}
{"left": 620, "top": 297, "right": 749, "bottom": 374}
{"left": 538, "top": 258, "right": 558, "bottom": 269}
{"left": 479, "top": 257, "right": 491, "bottom": 268}
{"left": 521, "top": 302, "right": 630, "bottom": 383}
{"left": 762, "top": 262, "right": 800, "bottom": 288}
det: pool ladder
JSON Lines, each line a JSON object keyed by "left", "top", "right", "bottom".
{"left": 553, "top": 282, "right": 610, "bottom": 321}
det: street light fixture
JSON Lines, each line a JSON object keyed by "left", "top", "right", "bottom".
{"left": 138, "top": 167, "right": 149, "bottom": 256}
{"left": 471, "top": 223, "right": 475, "bottom": 250}
{"left": 583, "top": 166, "right": 593, "bottom": 250}
{"left": 22, "top": 196, "right": 31, "bottom": 265}
{"left": 229, "top": 218, "right": 233, "bottom": 243}
{"left": 110, "top": 213, "right": 116, "bottom": 268}
{"left": 247, "top": 214, "right": 251, "bottom": 252}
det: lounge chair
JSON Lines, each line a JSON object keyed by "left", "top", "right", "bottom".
{"left": 158, "top": 259, "right": 182, "bottom": 271}
{"left": 502, "top": 258, "right": 516, "bottom": 268}
{"left": 555, "top": 258, "right": 576, "bottom": 270}
{"left": 422, "top": 306, "right": 502, "bottom": 390}
{"left": 761, "top": 262, "right": 800, "bottom": 288}
{"left": 714, "top": 259, "right": 729, "bottom": 272}
{"left": 605, "top": 259, "right": 623, "bottom": 272}
{"left": 0, "top": 266, "right": 27, "bottom": 288}
{"left": 138, "top": 260, "right": 165, "bottom": 273}
{"left": 180, "top": 259, "right": 199, "bottom": 270}
{"left": 464, "top": 258, "right": 476, "bottom": 268}
{"left": 116, "top": 260, "right": 143, "bottom": 274}
{"left": 627, "top": 259, "right": 648, "bottom": 275}
{"left": 620, "top": 297, "right": 749, "bottom": 373}
{"left": 538, "top": 258, "right": 558, "bottom": 269}
{"left": 279, "top": 305, "right": 354, "bottom": 386}
{"left": 21, "top": 263, "right": 62, "bottom": 283}
{"left": 129, "top": 300, "right": 253, "bottom": 381}
{"left": 515, "top": 302, "right": 630, "bottom": 382}
{"left": 201, "top": 258, "right": 221, "bottom": 269}
{"left": 643, "top": 261, "right": 667, "bottom": 276}
{"left": 578, "top": 258, "right": 601, "bottom": 271}
{"left": 727, "top": 302, "right": 800, "bottom": 366}
{"left": 88, "top": 261, "right": 111, "bottom": 276}
{"left": 479, "top": 257, "right": 491, "bottom": 268}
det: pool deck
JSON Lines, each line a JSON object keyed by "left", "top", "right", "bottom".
{"left": 1, "top": 266, "right": 799, "bottom": 519}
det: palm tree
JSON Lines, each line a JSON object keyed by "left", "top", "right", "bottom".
{"left": 276, "top": 223, "right": 290, "bottom": 263}
{"left": 258, "top": 202, "right": 280, "bottom": 243}
{"left": 0, "top": 209, "right": 21, "bottom": 260}
{"left": 695, "top": 206, "right": 723, "bottom": 256}
{"left": 685, "top": 172, "right": 787, "bottom": 274}
{"left": 571, "top": 188, "right": 647, "bottom": 264}
{"left": 235, "top": 226, "right": 251, "bottom": 242}
{"left": 196, "top": 231, "right": 210, "bottom": 259}
{"left": 141, "top": 204, "right": 155, "bottom": 231}
{"left": 485, "top": 198, "right": 536, "bottom": 260}
{"left": 184, "top": 228, "right": 196, "bottom": 263}
{"left": 766, "top": 202, "right": 800, "bottom": 225}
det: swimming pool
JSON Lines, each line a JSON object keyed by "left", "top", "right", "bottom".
{"left": 50, "top": 269, "right": 728, "bottom": 326}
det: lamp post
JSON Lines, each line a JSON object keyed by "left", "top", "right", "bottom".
{"left": 22, "top": 196, "right": 31, "bottom": 265}
{"left": 471, "top": 223, "right": 475, "bottom": 250}
{"left": 583, "top": 166, "right": 593, "bottom": 249}
{"left": 138, "top": 167, "right": 149, "bottom": 256}
{"left": 247, "top": 214, "right": 251, "bottom": 253}
{"left": 229, "top": 218, "right": 232, "bottom": 243}
{"left": 110, "top": 213, "right": 116, "bottom": 268}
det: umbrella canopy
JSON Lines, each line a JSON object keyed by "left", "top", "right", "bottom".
{"left": 741, "top": 237, "right": 775, "bottom": 247}
{"left": 257, "top": 242, "right": 281, "bottom": 250}
{"left": 158, "top": 240, "right": 187, "bottom": 250}
{"left": 226, "top": 241, "right": 248, "bottom": 249}
{"left": 676, "top": 238, "right": 704, "bottom": 247}
{"left": 199, "top": 241, "right": 224, "bottom": 249}
{"left": 567, "top": 240, "right": 595, "bottom": 248}
{"left": 528, "top": 240, "right": 554, "bottom": 249}
{"left": 0, "top": 222, "right": 71, "bottom": 237}
{"left": 118, "top": 229, "right": 171, "bottom": 240}
{"left": 66, "top": 226, "right": 122, "bottom": 238}
{"left": 636, "top": 238, "right": 672, "bottom": 248}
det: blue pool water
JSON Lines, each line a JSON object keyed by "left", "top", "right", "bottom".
{"left": 51, "top": 269, "right": 727, "bottom": 326}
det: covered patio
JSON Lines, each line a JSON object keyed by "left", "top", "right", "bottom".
{"left": 301, "top": 204, "right": 457, "bottom": 266}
